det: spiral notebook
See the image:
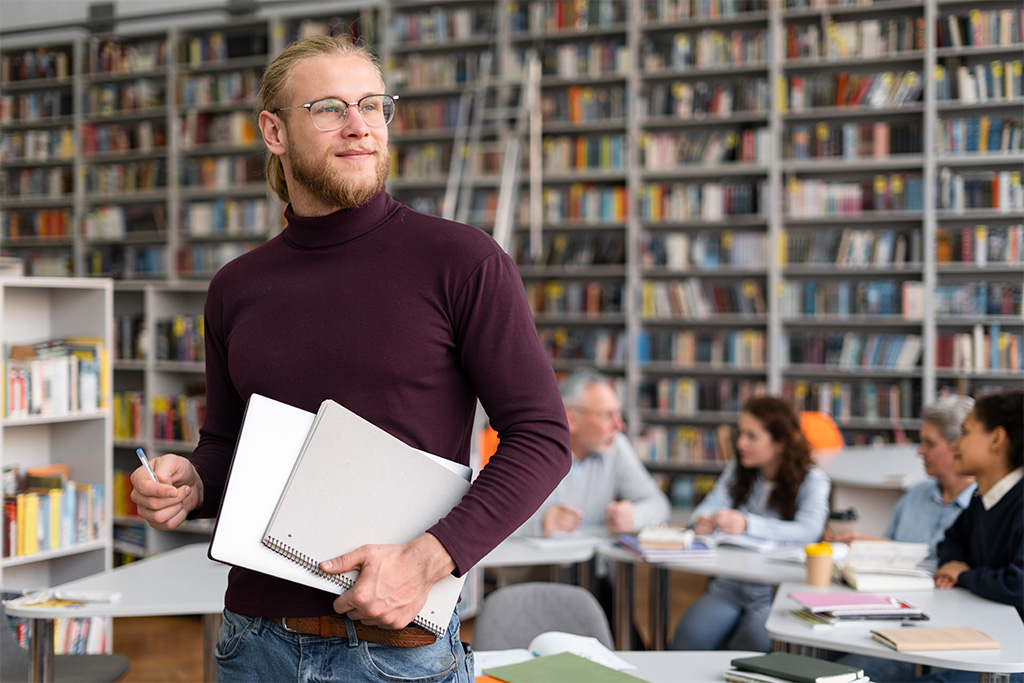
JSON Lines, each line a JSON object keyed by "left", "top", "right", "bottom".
{"left": 261, "top": 397, "right": 472, "bottom": 637}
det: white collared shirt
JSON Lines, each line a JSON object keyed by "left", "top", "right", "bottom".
{"left": 980, "top": 467, "right": 1024, "bottom": 510}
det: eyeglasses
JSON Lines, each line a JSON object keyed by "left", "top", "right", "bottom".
{"left": 569, "top": 406, "right": 622, "bottom": 422}
{"left": 272, "top": 95, "right": 398, "bottom": 130}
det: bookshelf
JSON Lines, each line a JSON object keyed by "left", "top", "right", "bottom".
{"left": 2, "top": 0, "right": 1022, "bottom": 513}
{"left": 0, "top": 276, "right": 114, "bottom": 651}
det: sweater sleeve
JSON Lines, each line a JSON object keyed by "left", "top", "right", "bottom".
{"left": 426, "top": 250, "right": 572, "bottom": 574}
{"left": 956, "top": 547, "right": 1024, "bottom": 613}
{"left": 936, "top": 502, "right": 973, "bottom": 566}
{"left": 745, "top": 466, "right": 831, "bottom": 544}
{"left": 612, "top": 434, "right": 671, "bottom": 531}
{"left": 690, "top": 461, "right": 738, "bottom": 523}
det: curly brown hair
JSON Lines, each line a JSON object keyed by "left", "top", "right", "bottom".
{"left": 728, "top": 396, "right": 813, "bottom": 520}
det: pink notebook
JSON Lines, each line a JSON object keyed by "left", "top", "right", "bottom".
{"left": 789, "top": 591, "right": 895, "bottom": 612}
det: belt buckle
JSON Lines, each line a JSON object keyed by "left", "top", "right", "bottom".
{"left": 280, "top": 617, "right": 299, "bottom": 633}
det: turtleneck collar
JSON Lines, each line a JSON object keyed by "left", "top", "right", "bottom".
{"left": 281, "top": 189, "right": 398, "bottom": 249}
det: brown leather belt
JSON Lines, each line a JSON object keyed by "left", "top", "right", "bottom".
{"left": 270, "top": 615, "right": 436, "bottom": 648}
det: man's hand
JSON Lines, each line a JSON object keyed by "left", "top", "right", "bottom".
{"left": 129, "top": 454, "right": 203, "bottom": 531}
{"left": 692, "top": 515, "right": 716, "bottom": 535}
{"left": 542, "top": 504, "right": 583, "bottom": 537}
{"left": 604, "top": 500, "right": 634, "bottom": 534}
{"left": 712, "top": 509, "right": 747, "bottom": 535}
{"left": 322, "top": 533, "right": 455, "bottom": 630}
{"left": 934, "top": 561, "right": 970, "bottom": 589}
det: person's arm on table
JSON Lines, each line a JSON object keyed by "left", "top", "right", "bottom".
{"left": 690, "top": 461, "right": 737, "bottom": 533}
{"left": 743, "top": 467, "right": 831, "bottom": 543}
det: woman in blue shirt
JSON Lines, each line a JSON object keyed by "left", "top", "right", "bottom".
{"left": 670, "top": 396, "right": 831, "bottom": 652}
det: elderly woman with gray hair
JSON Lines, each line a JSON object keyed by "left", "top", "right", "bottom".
{"left": 825, "top": 394, "right": 976, "bottom": 560}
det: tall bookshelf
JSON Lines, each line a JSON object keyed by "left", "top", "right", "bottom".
{"left": 2, "top": 0, "right": 1022, "bottom": 512}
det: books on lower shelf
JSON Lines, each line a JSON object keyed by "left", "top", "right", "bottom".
{"left": 726, "top": 651, "right": 866, "bottom": 683}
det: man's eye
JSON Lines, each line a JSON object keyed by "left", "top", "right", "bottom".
{"left": 361, "top": 102, "right": 379, "bottom": 112}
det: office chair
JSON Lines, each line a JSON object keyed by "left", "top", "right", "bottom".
{"left": 1, "top": 602, "right": 130, "bottom": 682}
{"left": 471, "top": 581, "right": 614, "bottom": 651}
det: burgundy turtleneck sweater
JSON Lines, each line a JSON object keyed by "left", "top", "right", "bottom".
{"left": 189, "top": 190, "right": 571, "bottom": 617}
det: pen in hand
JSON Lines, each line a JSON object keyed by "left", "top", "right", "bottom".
{"left": 136, "top": 448, "right": 159, "bottom": 483}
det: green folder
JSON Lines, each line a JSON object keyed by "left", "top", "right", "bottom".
{"left": 484, "top": 652, "right": 652, "bottom": 683}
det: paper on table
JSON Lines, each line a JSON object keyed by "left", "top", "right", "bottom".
{"left": 520, "top": 531, "right": 606, "bottom": 551}
{"left": 529, "top": 631, "right": 635, "bottom": 670}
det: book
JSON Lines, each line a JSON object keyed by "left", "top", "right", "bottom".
{"left": 788, "top": 591, "right": 900, "bottom": 613}
{"left": 789, "top": 608, "right": 927, "bottom": 631}
{"left": 616, "top": 532, "right": 715, "bottom": 562}
{"left": 872, "top": 627, "right": 999, "bottom": 651}
{"left": 839, "top": 540, "right": 933, "bottom": 590}
{"left": 731, "top": 651, "right": 864, "bottom": 683}
{"left": 261, "top": 397, "right": 472, "bottom": 637}
{"left": 841, "top": 565, "right": 934, "bottom": 591}
{"left": 483, "top": 652, "right": 648, "bottom": 683}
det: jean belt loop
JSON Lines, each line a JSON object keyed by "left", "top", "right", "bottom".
{"left": 344, "top": 616, "right": 360, "bottom": 648}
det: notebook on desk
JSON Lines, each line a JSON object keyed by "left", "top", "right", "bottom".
{"left": 261, "top": 397, "right": 472, "bottom": 637}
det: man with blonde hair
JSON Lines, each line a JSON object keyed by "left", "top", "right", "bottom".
{"left": 130, "top": 35, "right": 571, "bottom": 682}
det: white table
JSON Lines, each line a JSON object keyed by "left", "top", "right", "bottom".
{"left": 598, "top": 543, "right": 808, "bottom": 651}
{"left": 816, "top": 444, "right": 925, "bottom": 535}
{"left": 478, "top": 534, "right": 602, "bottom": 590}
{"left": 765, "top": 580, "right": 1024, "bottom": 682}
{"left": 618, "top": 650, "right": 763, "bottom": 682}
{"left": 5, "top": 543, "right": 228, "bottom": 683}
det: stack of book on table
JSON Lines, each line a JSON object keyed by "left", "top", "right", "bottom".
{"left": 723, "top": 651, "right": 868, "bottom": 683}
{"left": 789, "top": 591, "right": 929, "bottom": 630}
{"left": 615, "top": 526, "right": 714, "bottom": 561}
{"left": 840, "top": 540, "right": 934, "bottom": 591}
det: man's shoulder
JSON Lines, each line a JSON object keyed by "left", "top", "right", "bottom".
{"left": 391, "top": 202, "right": 504, "bottom": 256}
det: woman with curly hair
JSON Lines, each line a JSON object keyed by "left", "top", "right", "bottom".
{"left": 669, "top": 396, "right": 831, "bottom": 652}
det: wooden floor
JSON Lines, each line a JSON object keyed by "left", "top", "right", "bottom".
{"left": 112, "top": 566, "right": 707, "bottom": 682}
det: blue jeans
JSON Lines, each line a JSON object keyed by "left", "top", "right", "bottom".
{"left": 670, "top": 577, "right": 774, "bottom": 652}
{"left": 215, "top": 609, "right": 474, "bottom": 683}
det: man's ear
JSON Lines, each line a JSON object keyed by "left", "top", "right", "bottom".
{"left": 258, "top": 110, "right": 287, "bottom": 156}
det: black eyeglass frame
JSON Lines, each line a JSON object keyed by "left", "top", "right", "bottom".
{"left": 271, "top": 94, "right": 399, "bottom": 130}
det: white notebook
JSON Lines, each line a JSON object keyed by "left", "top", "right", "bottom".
{"left": 260, "top": 397, "right": 471, "bottom": 637}
{"left": 209, "top": 394, "right": 470, "bottom": 637}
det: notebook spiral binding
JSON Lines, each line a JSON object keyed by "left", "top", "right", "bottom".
{"left": 261, "top": 536, "right": 445, "bottom": 637}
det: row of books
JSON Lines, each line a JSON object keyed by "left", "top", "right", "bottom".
{"left": 544, "top": 85, "right": 627, "bottom": 125}
{"left": 2, "top": 464, "right": 105, "bottom": 558}
{"left": 637, "top": 328, "right": 767, "bottom": 367}
{"left": 641, "top": 230, "right": 768, "bottom": 270}
{"left": 537, "top": 327, "right": 626, "bottom": 365}
{"left": 513, "top": 231, "right": 625, "bottom": 268}
{"left": 644, "top": 78, "right": 769, "bottom": 119}
{"left": 1, "top": 209, "right": 72, "bottom": 242}
{"left": 783, "top": 331, "right": 923, "bottom": 371}
{"left": 2, "top": 592, "right": 108, "bottom": 655}
{"left": 779, "top": 279, "right": 923, "bottom": 318}
{"left": 636, "top": 423, "right": 735, "bottom": 464}
{"left": 180, "top": 32, "right": 268, "bottom": 68}
{"left": 509, "top": 0, "right": 626, "bottom": 35}
{"left": 639, "top": 376, "right": 767, "bottom": 416}
{"left": 785, "top": 175, "right": 924, "bottom": 217}
{"left": 937, "top": 325, "right": 1023, "bottom": 373}
{"left": 642, "top": 0, "right": 768, "bottom": 23}
{"left": 642, "top": 29, "right": 769, "bottom": 71}
{"left": 937, "top": 9, "right": 1023, "bottom": 49}
{"left": 183, "top": 198, "right": 270, "bottom": 238}
{"left": 542, "top": 134, "right": 626, "bottom": 173}
{"left": 537, "top": 183, "right": 630, "bottom": 223}
{"left": 391, "top": 96, "right": 462, "bottom": 135}
{"left": 152, "top": 392, "right": 206, "bottom": 444}
{"left": 537, "top": 40, "right": 630, "bottom": 81}
{"left": 389, "top": 5, "right": 493, "bottom": 43}
{"left": 154, "top": 314, "right": 204, "bottom": 363}
{"left": 638, "top": 180, "right": 765, "bottom": 221}
{"left": 7, "top": 250, "right": 72, "bottom": 277}
{"left": 784, "top": 228, "right": 921, "bottom": 267}
{"left": 84, "top": 160, "right": 165, "bottom": 195}
{"left": 0, "top": 89, "right": 72, "bottom": 123}
{"left": 1, "top": 128, "right": 75, "bottom": 163}
{"left": 642, "top": 278, "right": 767, "bottom": 319}
{"left": 180, "top": 110, "right": 258, "bottom": 148}
{"left": 180, "top": 154, "right": 262, "bottom": 190}
{"left": 394, "top": 52, "right": 484, "bottom": 91}
{"left": 786, "top": 120, "right": 922, "bottom": 160}
{"left": 668, "top": 472, "right": 718, "bottom": 511}
{"left": 79, "top": 120, "right": 166, "bottom": 156}
{"left": 175, "top": 242, "right": 259, "bottom": 279}
{"left": 179, "top": 69, "right": 260, "bottom": 108}
{"left": 1, "top": 166, "right": 72, "bottom": 199}
{"left": 783, "top": 70, "right": 922, "bottom": 113}
{"left": 113, "top": 391, "right": 145, "bottom": 441}
{"left": 936, "top": 224, "right": 1023, "bottom": 266}
{"left": 83, "top": 244, "right": 167, "bottom": 280}
{"left": 86, "top": 36, "right": 166, "bottom": 75}
{"left": 784, "top": 16, "right": 925, "bottom": 61}
{"left": 82, "top": 81, "right": 164, "bottom": 117}
{"left": 936, "top": 116, "right": 1023, "bottom": 156}
{"left": 523, "top": 280, "right": 624, "bottom": 316}
{"left": 933, "top": 281, "right": 1021, "bottom": 317}
{"left": 938, "top": 169, "right": 1024, "bottom": 213}
{"left": 3, "top": 337, "right": 106, "bottom": 418}
{"left": 936, "top": 60, "right": 1024, "bottom": 103}
{"left": 1, "top": 48, "right": 71, "bottom": 83}
{"left": 641, "top": 127, "right": 770, "bottom": 168}
{"left": 81, "top": 204, "right": 166, "bottom": 240}
{"left": 783, "top": 378, "right": 918, "bottom": 422}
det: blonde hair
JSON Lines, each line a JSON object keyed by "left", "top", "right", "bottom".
{"left": 258, "top": 36, "right": 384, "bottom": 204}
